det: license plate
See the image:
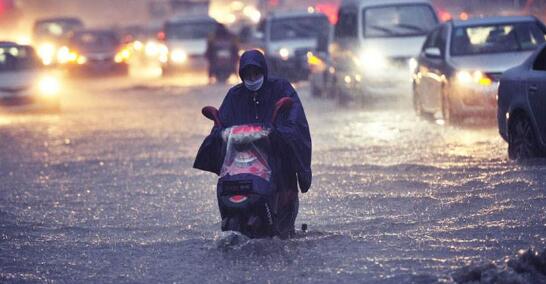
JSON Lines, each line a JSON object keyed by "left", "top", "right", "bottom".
{"left": 222, "top": 180, "right": 252, "bottom": 193}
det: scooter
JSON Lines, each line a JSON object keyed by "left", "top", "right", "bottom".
{"left": 202, "top": 97, "right": 294, "bottom": 238}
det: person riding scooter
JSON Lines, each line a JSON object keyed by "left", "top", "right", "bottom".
{"left": 194, "top": 50, "right": 312, "bottom": 238}
{"left": 205, "top": 23, "right": 239, "bottom": 83}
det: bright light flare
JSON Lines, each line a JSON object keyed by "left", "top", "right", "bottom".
{"left": 357, "top": 49, "right": 387, "bottom": 71}
{"left": 16, "top": 35, "right": 31, "bottom": 45}
{"left": 133, "top": 40, "right": 143, "bottom": 51}
{"left": 38, "top": 43, "right": 56, "bottom": 65}
{"left": 456, "top": 71, "right": 492, "bottom": 86}
{"left": 115, "top": 48, "right": 131, "bottom": 63}
{"left": 57, "top": 46, "right": 79, "bottom": 64}
{"left": 243, "top": 6, "right": 261, "bottom": 23}
{"left": 145, "top": 41, "right": 160, "bottom": 57}
{"left": 408, "top": 58, "right": 418, "bottom": 73}
{"left": 307, "top": 53, "right": 322, "bottom": 66}
{"left": 279, "top": 48, "right": 290, "bottom": 60}
{"left": 170, "top": 49, "right": 187, "bottom": 64}
{"left": 38, "top": 75, "right": 60, "bottom": 96}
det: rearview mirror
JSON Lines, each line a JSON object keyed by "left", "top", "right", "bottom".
{"left": 424, "top": 47, "right": 441, "bottom": 59}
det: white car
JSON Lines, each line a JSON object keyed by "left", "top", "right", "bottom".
{"left": 160, "top": 16, "right": 218, "bottom": 74}
{"left": 331, "top": 0, "right": 439, "bottom": 103}
{"left": 0, "top": 42, "right": 61, "bottom": 112}
{"left": 413, "top": 16, "right": 545, "bottom": 124}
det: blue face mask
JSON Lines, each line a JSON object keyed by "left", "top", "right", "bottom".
{"left": 244, "top": 75, "right": 264, "bottom": 92}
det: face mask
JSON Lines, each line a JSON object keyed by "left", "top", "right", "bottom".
{"left": 244, "top": 75, "right": 264, "bottom": 92}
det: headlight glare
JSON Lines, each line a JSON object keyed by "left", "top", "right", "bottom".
{"left": 38, "top": 76, "right": 60, "bottom": 96}
{"left": 279, "top": 48, "right": 290, "bottom": 60}
{"left": 408, "top": 58, "right": 418, "bottom": 73}
{"left": 170, "top": 49, "right": 187, "bottom": 64}
{"left": 456, "top": 70, "right": 492, "bottom": 86}
{"left": 358, "top": 49, "right": 387, "bottom": 71}
{"left": 38, "top": 43, "right": 56, "bottom": 65}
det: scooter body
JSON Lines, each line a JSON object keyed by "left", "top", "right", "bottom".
{"left": 202, "top": 97, "right": 294, "bottom": 238}
{"left": 217, "top": 124, "right": 277, "bottom": 237}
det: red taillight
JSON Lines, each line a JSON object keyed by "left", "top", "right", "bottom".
{"left": 229, "top": 195, "right": 248, "bottom": 203}
{"left": 157, "top": 31, "right": 166, "bottom": 42}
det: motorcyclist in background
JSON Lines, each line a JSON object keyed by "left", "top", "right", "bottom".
{"left": 205, "top": 23, "right": 239, "bottom": 84}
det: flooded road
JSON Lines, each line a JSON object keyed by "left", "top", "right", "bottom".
{"left": 0, "top": 73, "right": 545, "bottom": 283}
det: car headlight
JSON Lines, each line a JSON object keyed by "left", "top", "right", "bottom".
{"left": 278, "top": 47, "right": 291, "bottom": 60}
{"left": 37, "top": 43, "right": 56, "bottom": 65}
{"left": 356, "top": 49, "right": 387, "bottom": 71}
{"left": 38, "top": 75, "right": 60, "bottom": 97}
{"left": 145, "top": 41, "right": 160, "bottom": 57}
{"left": 408, "top": 58, "right": 418, "bottom": 73}
{"left": 115, "top": 48, "right": 131, "bottom": 63}
{"left": 170, "top": 49, "right": 187, "bottom": 64}
{"left": 456, "top": 70, "right": 492, "bottom": 86}
{"left": 57, "top": 46, "right": 81, "bottom": 64}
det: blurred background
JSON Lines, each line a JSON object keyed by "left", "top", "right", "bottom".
{"left": 2, "top": 0, "right": 546, "bottom": 45}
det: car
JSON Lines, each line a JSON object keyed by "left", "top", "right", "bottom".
{"left": 497, "top": 43, "right": 546, "bottom": 160}
{"left": 61, "top": 29, "right": 131, "bottom": 76}
{"left": 160, "top": 16, "right": 218, "bottom": 75}
{"left": 0, "top": 42, "right": 61, "bottom": 112}
{"left": 413, "top": 16, "right": 546, "bottom": 124}
{"left": 254, "top": 11, "right": 331, "bottom": 82}
{"left": 330, "top": 0, "right": 438, "bottom": 104}
{"left": 32, "top": 17, "right": 84, "bottom": 66}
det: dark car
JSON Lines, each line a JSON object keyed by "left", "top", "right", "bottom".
{"left": 413, "top": 16, "right": 546, "bottom": 124}
{"left": 497, "top": 43, "right": 546, "bottom": 160}
{"left": 62, "top": 30, "right": 130, "bottom": 75}
{"left": 257, "top": 11, "right": 331, "bottom": 82}
{"left": 32, "top": 17, "right": 84, "bottom": 65}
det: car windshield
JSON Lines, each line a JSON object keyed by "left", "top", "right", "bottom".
{"left": 270, "top": 16, "right": 330, "bottom": 41}
{"left": 0, "top": 46, "right": 38, "bottom": 72}
{"left": 363, "top": 4, "right": 437, "bottom": 38}
{"left": 71, "top": 32, "right": 119, "bottom": 49}
{"left": 165, "top": 21, "right": 216, "bottom": 40}
{"left": 450, "top": 22, "right": 546, "bottom": 56}
{"left": 34, "top": 19, "right": 83, "bottom": 39}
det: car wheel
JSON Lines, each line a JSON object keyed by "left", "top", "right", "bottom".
{"left": 413, "top": 85, "right": 427, "bottom": 117}
{"left": 413, "top": 88, "right": 434, "bottom": 121}
{"left": 441, "top": 87, "right": 458, "bottom": 125}
{"left": 508, "top": 114, "right": 542, "bottom": 160}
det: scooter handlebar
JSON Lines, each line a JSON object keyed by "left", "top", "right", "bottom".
{"left": 202, "top": 106, "right": 222, "bottom": 127}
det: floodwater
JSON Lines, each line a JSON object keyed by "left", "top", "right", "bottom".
{"left": 0, "top": 72, "right": 545, "bottom": 283}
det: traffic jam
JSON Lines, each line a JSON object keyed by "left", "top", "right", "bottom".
{"left": 1, "top": 0, "right": 545, "bottom": 283}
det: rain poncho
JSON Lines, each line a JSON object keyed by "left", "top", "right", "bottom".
{"left": 194, "top": 50, "right": 312, "bottom": 193}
